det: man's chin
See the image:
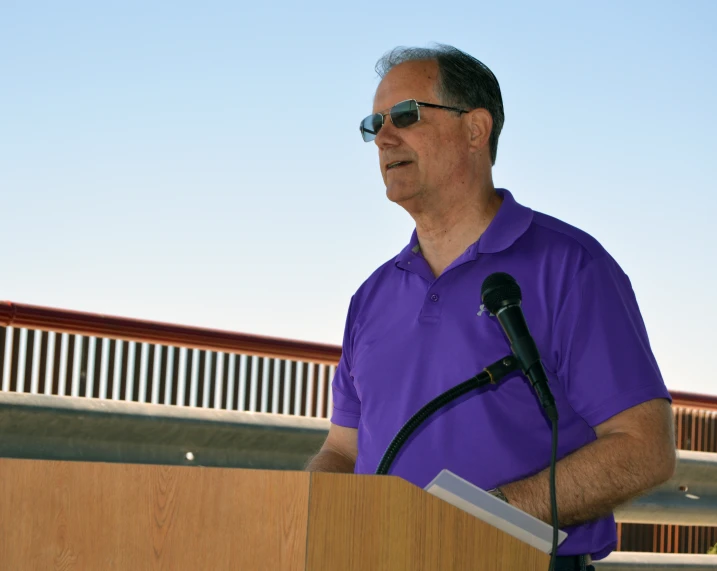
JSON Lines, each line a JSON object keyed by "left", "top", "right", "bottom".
{"left": 385, "top": 184, "right": 421, "bottom": 205}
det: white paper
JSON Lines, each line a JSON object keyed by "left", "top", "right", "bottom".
{"left": 424, "top": 469, "right": 568, "bottom": 554}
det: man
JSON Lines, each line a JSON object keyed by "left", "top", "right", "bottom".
{"left": 305, "top": 44, "right": 676, "bottom": 569}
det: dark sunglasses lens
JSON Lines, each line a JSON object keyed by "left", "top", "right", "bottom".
{"left": 390, "top": 100, "right": 419, "bottom": 128}
{"left": 360, "top": 114, "right": 382, "bottom": 142}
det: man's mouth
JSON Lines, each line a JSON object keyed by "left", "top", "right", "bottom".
{"left": 386, "top": 161, "right": 412, "bottom": 170}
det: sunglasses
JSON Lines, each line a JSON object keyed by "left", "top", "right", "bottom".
{"left": 359, "top": 99, "right": 469, "bottom": 142}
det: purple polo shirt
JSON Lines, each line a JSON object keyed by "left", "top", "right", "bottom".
{"left": 330, "top": 188, "right": 670, "bottom": 560}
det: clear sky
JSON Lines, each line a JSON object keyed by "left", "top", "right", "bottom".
{"left": 1, "top": 1, "right": 715, "bottom": 396}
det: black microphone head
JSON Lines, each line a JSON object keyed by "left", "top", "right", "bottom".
{"left": 481, "top": 272, "right": 522, "bottom": 314}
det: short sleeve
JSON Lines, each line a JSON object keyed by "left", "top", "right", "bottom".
{"left": 330, "top": 297, "right": 362, "bottom": 428}
{"left": 554, "top": 255, "right": 671, "bottom": 427}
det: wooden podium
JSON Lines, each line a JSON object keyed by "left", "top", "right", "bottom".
{"left": 0, "top": 458, "right": 549, "bottom": 570}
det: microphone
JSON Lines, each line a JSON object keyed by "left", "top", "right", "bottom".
{"left": 481, "top": 272, "right": 558, "bottom": 422}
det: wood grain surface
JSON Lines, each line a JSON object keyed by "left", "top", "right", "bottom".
{"left": 0, "top": 459, "right": 309, "bottom": 570}
{"left": 306, "top": 472, "right": 550, "bottom": 571}
{"left": 0, "top": 459, "right": 551, "bottom": 570}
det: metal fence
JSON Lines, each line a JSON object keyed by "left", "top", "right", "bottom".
{"left": 0, "top": 326, "right": 335, "bottom": 418}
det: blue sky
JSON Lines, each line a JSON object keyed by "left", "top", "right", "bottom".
{"left": 1, "top": 1, "right": 715, "bottom": 395}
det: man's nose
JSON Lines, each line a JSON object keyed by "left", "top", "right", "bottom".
{"left": 374, "top": 119, "right": 401, "bottom": 149}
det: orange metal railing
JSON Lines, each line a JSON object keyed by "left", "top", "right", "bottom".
{"left": 0, "top": 301, "right": 340, "bottom": 365}
{"left": 0, "top": 301, "right": 339, "bottom": 416}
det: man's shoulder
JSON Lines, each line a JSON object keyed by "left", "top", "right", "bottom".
{"left": 528, "top": 209, "right": 610, "bottom": 262}
{"left": 351, "top": 255, "right": 400, "bottom": 304}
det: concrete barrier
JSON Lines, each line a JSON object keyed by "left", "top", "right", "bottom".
{"left": 594, "top": 552, "right": 717, "bottom": 569}
{"left": 0, "top": 392, "right": 328, "bottom": 470}
{"left": 615, "top": 450, "right": 717, "bottom": 526}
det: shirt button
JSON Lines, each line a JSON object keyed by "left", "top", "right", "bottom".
{"left": 430, "top": 294, "right": 439, "bottom": 302}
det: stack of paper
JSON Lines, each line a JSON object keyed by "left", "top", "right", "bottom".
{"left": 425, "top": 470, "right": 568, "bottom": 554}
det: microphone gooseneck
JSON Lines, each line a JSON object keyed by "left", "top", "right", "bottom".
{"left": 374, "top": 354, "right": 520, "bottom": 475}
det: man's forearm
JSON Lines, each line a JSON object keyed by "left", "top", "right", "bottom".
{"left": 501, "top": 431, "right": 674, "bottom": 527}
{"left": 304, "top": 449, "right": 355, "bottom": 473}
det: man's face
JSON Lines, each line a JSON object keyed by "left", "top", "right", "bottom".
{"left": 372, "top": 60, "right": 471, "bottom": 208}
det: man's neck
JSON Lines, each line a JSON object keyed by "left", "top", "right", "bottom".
{"left": 413, "top": 187, "right": 503, "bottom": 278}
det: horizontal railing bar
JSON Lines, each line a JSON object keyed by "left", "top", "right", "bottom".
{"left": 594, "top": 552, "right": 717, "bottom": 569}
{"left": 616, "top": 490, "right": 717, "bottom": 526}
{"left": 669, "top": 391, "right": 717, "bottom": 411}
{"left": 0, "top": 392, "right": 329, "bottom": 470}
{"left": 0, "top": 301, "right": 341, "bottom": 365}
{"left": 614, "top": 450, "right": 717, "bottom": 526}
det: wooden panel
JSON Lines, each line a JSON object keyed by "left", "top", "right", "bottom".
{"left": 0, "top": 459, "right": 309, "bottom": 570}
{"left": 306, "top": 473, "right": 549, "bottom": 571}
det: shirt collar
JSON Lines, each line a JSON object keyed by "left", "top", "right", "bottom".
{"left": 395, "top": 188, "right": 534, "bottom": 267}
{"left": 474, "top": 188, "right": 534, "bottom": 254}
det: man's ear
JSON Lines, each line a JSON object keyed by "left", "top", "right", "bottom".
{"left": 466, "top": 108, "right": 493, "bottom": 152}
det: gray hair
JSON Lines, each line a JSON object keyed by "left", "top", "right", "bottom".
{"left": 375, "top": 44, "right": 504, "bottom": 165}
